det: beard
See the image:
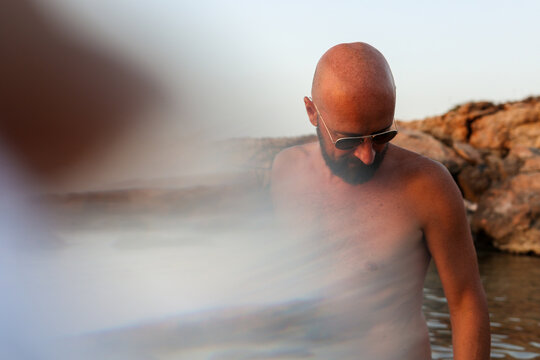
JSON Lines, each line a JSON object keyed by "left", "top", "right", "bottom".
{"left": 317, "top": 127, "right": 388, "bottom": 185}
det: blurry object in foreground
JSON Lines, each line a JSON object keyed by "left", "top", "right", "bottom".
{"left": 0, "top": 0, "right": 162, "bottom": 358}
{"left": 0, "top": 0, "right": 162, "bottom": 181}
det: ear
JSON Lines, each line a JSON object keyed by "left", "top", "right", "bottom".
{"left": 304, "top": 96, "right": 318, "bottom": 127}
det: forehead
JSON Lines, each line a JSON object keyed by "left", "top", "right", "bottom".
{"left": 319, "top": 97, "right": 395, "bottom": 136}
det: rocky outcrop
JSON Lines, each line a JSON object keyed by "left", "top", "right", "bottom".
{"left": 473, "top": 172, "right": 540, "bottom": 254}
{"left": 401, "top": 96, "right": 540, "bottom": 255}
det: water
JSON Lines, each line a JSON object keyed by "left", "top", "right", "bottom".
{"left": 10, "top": 188, "right": 540, "bottom": 359}
{"left": 424, "top": 250, "right": 540, "bottom": 360}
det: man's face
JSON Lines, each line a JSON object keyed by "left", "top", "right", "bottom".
{"left": 317, "top": 126, "right": 388, "bottom": 185}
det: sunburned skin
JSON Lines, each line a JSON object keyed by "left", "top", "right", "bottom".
{"left": 271, "top": 42, "right": 490, "bottom": 360}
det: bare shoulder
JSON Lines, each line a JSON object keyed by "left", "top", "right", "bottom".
{"left": 389, "top": 144, "right": 465, "bottom": 224}
{"left": 388, "top": 144, "right": 456, "bottom": 190}
{"left": 271, "top": 142, "right": 317, "bottom": 179}
{"left": 271, "top": 142, "right": 319, "bottom": 206}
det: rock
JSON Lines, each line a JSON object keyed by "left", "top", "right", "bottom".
{"left": 500, "top": 154, "right": 523, "bottom": 179}
{"left": 509, "top": 144, "right": 540, "bottom": 160}
{"left": 482, "top": 154, "right": 520, "bottom": 182}
{"left": 457, "top": 165, "right": 493, "bottom": 202}
{"left": 407, "top": 97, "right": 540, "bottom": 255}
{"left": 469, "top": 101, "right": 540, "bottom": 150}
{"left": 406, "top": 101, "right": 502, "bottom": 145}
{"left": 522, "top": 157, "right": 540, "bottom": 173}
{"left": 463, "top": 198, "right": 478, "bottom": 212}
{"left": 473, "top": 172, "right": 540, "bottom": 255}
{"left": 405, "top": 112, "right": 469, "bottom": 144}
{"left": 452, "top": 142, "right": 482, "bottom": 164}
{"left": 509, "top": 145, "right": 540, "bottom": 173}
{"left": 392, "top": 128, "right": 465, "bottom": 174}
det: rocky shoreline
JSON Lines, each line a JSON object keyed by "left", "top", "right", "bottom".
{"left": 398, "top": 97, "right": 540, "bottom": 255}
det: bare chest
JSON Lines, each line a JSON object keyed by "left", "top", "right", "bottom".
{"left": 283, "top": 174, "right": 425, "bottom": 268}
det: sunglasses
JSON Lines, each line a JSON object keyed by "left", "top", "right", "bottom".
{"left": 309, "top": 97, "right": 398, "bottom": 150}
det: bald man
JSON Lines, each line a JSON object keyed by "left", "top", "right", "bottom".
{"left": 271, "top": 43, "right": 490, "bottom": 360}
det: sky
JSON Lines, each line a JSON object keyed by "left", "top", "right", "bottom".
{"left": 36, "top": 0, "right": 540, "bottom": 140}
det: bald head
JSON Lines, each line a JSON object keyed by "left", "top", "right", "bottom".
{"left": 311, "top": 42, "right": 395, "bottom": 116}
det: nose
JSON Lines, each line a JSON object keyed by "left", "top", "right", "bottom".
{"left": 353, "top": 139, "right": 376, "bottom": 165}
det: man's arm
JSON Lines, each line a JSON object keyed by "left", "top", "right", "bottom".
{"left": 413, "top": 160, "right": 490, "bottom": 360}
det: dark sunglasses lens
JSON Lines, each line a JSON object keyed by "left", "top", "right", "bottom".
{"left": 335, "top": 131, "right": 397, "bottom": 149}
{"left": 335, "top": 138, "right": 363, "bottom": 150}
{"left": 373, "top": 131, "right": 397, "bottom": 144}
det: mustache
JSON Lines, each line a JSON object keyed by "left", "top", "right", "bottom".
{"left": 316, "top": 127, "right": 387, "bottom": 185}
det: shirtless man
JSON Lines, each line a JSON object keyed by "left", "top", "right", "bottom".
{"left": 271, "top": 42, "right": 490, "bottom": 360}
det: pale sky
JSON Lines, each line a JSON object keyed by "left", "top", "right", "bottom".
{"left": 39, "top": 0, "right": 540, "bottom": 139}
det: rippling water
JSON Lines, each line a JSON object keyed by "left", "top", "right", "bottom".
{"left": 425, "top": 250, "right": 540, "bottom": 360}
